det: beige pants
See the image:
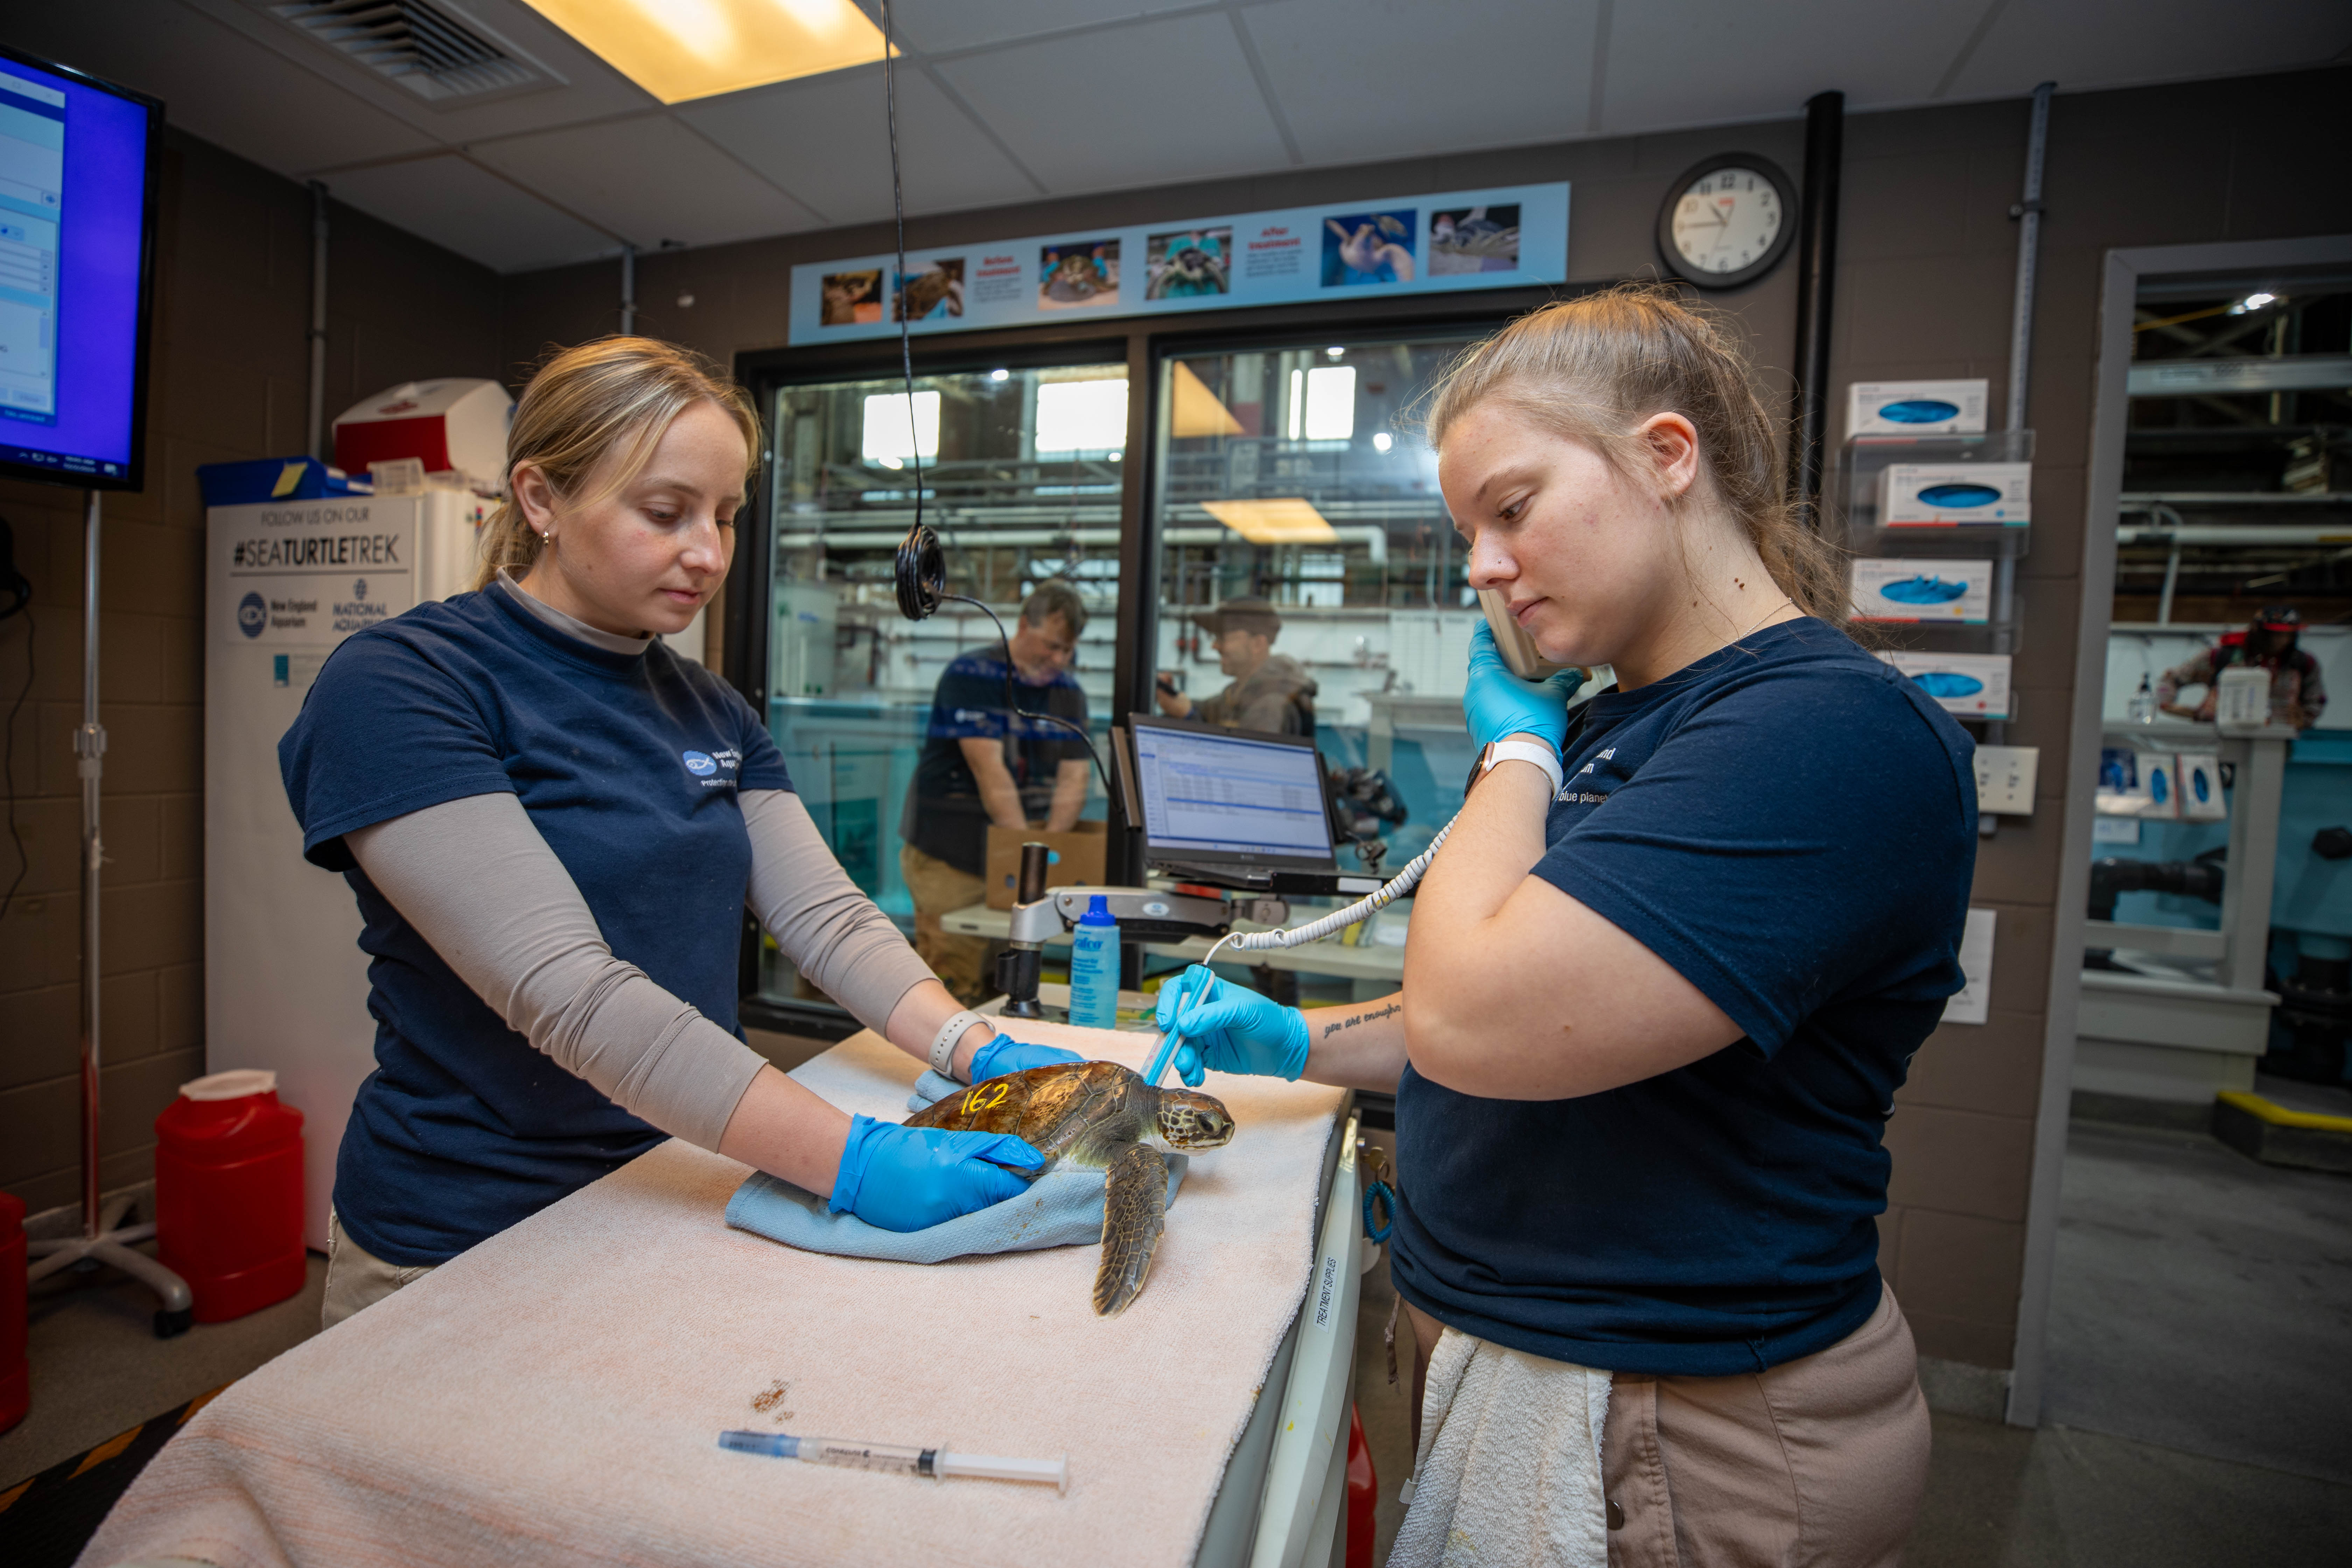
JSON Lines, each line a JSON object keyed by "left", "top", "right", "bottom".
{"left": 899, "top": 843, "right": 994, "bottom": 1005}
{"left": 1407, "top": 1288, "right": 1931, "bottom": 1566}
{"left": 321, "top": 1208, "right": 436, "bottom": 1331}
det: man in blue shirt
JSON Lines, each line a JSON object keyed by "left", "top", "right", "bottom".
{"left": 900, "top": 580, "right": 1093, "bottom": 1001}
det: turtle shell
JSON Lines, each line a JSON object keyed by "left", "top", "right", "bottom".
{"left": 903, "top": 1059, "right": 1148, "bottom": 1165}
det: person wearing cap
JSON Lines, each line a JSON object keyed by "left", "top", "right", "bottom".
{"left": 2157, "top": 605, "right": 2328, "bottom": 730}
{"left": 1154, "top": 597, "right": 1318, "bottom": 736}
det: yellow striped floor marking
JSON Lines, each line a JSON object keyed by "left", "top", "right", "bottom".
{"left": 71, "top": 1423, "right": 144, "bottom": 1478}
{"left": 2217, "top": 1090, "right": 2352, "bottom": 1134}
{"left": 179, "top": 1383, "right": 232, "bottom": 1423}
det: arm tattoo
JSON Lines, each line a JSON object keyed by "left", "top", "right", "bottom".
{"left": 1321, "top": 1000, "right": 1402, "bottom": 1040}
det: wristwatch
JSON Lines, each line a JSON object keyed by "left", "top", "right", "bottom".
{"left": 1478, "top": 737, "right": 1566, "bottom": 796}
{"left": 928, "top": 1009, "right": 988, "bottom": 1080}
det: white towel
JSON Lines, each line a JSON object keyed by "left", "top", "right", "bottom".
{"left": 1389, "top": 1325, "right": 1615, "bottom": 1568}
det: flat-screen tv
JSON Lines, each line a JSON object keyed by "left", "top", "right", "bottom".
{"left": 0, "top": 45, "right": 160, "bottom": 492}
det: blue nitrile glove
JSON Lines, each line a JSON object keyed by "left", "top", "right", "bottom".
{"left": 967, "top": 1035, "right": 1084, "bottom": 1082}
{"left": 828, "top": 1115, "right": 1042, "bottom": 1232}
{"left": 1153, "top": 964, "right": 1311, "bottom": 1087}
{"left": 1463, "top": 621, "right": 1585, "bottom": 750}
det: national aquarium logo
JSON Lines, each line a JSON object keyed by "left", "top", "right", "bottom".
{"left": 236, "top": 592, "right": 267, "bottom": 639}
{"left": 331, "top": 576, "right": 391, "bottom": 634}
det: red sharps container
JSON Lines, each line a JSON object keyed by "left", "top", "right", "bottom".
{"left": 155, "top": 1070, "right": 306, "bottom": 1323}
{"left": 1, "top": 1189, "right": 26, "bottom": 1433}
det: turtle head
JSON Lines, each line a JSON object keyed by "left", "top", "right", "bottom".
{"left": 1154, "top": 1088, "right": 1235, "bottom": 1150}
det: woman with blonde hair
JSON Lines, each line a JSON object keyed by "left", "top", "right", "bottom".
{"left": 1155, "top": 289, "right": 1974, "bottom": 1562}
{"left": 281, "top": 338, "right": 1078, "bottom": 1327}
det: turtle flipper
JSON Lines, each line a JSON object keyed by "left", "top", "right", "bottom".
{"left": 1093, "top": 1143, "right": 1168, "bottom": 1317}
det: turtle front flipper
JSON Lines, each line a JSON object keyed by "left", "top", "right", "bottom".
{"left": 1093, "top": 1142, "right": 1168, "bottom": 1317}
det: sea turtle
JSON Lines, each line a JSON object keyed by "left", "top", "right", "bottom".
{"left": 903, "top": 1061, "right": 1234, "bottom": 1316}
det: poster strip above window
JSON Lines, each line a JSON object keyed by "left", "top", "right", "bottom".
{"left": 787, "top": 183, "right": 1570, "bottom": 345}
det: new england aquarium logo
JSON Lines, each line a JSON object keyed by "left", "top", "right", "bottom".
{"left": 237, "top": 592, "right": 267, "bottom": 639}
{"left": 681, "top": 750, "right": 719, "bottom": 777}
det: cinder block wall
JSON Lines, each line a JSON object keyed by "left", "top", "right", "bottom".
{"left": 499, "top": 64, "right": 2350, "bottom": 1374}
{"left": 0, "top": 129, "right": 502, "bottom": 1216}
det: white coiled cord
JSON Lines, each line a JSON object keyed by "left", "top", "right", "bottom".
{"left": 1199, "top": 817, "right": 1456, "bottom": 967}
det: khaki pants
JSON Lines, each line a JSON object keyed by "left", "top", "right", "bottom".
{"left": 900, "top": 843, "right": 993, "bottom": 1005}
{"left": 321, "top": 1208, "right": 436, "bottom": 1331}
{"left": 1407, "top": 1288, "right": 1931, "bottom": 1566}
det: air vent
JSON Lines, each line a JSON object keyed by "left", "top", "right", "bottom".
{"left": 268, "top": 0, "right": 552, "bottom": 103}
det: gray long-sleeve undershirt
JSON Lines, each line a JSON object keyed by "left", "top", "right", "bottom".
{"left": 347, "top": 788, "right": 934, "bottom": 1152}
{"left": 340, "top": 573, "right": 935, "bottom": 1151}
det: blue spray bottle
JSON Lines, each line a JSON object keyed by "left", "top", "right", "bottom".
{"left": 1067, "top": 894, "right": 1120, "bottom": 1029}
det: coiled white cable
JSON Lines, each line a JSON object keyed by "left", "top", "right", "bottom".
{"left": 1199, "top": 817, "right": 1457, "bottom": 967}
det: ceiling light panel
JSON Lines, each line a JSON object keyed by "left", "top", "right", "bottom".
{"left": 517, "top": 0, "right": 889, "bottom": 104}
{"left": 1200, "top": 499, "right": 1339, "bottom": 546}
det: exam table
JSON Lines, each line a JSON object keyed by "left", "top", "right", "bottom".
{"left": 78, "top": 1023, "right": 1363, "bottom": 1568}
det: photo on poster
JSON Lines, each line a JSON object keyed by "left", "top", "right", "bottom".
{"left": 1429, "top": 204, "right": 1520, "bottom": 275}
{"left": 820, "top": 269, "right": 883, "bottom": 326}
{"left": 1145, "top": 227, "right": 1231, "bottom": 299}
{"left": 893, "top": 257, "right": 965, "bottom": 322}
{"left": 1322, "top": 209, "right": 1417, "bottom": 286}
{"left": 1039, "top": 238, "right": 1120, "bottom": 310}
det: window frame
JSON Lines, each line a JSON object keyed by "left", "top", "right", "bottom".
{"left": 729, "top": 286, "right": 1563, "bottom": 1035}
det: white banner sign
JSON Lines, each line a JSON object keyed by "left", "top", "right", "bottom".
{"left": 789, "top": 183, "right": 1570, "bottom": 345}
{"left": 213, "top": 499, "right": 412, "bottom": 648}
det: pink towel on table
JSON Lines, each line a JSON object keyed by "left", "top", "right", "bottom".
{"left": 78, "top": 1024, "right": 1347, "bottom": 1568}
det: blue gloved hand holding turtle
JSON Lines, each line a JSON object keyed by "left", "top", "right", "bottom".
{"left": 1153, "top": 964, "right": 1310, "bottom": 1086}
{"left": 967, "top": 1034, "right": 1083, "bottom": 1082}
{"left": 828, "top": 1115, "right": 1042, "bottom": 1232}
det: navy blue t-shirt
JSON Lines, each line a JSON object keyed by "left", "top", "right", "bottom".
{"left": 1392, "top": 618, "right": 1977, "bottom": 1376}
{"left": 279, "top": 586, "right": 793, "bottom": 1266}
{"left": 901, "top": 648, "right": 1090, "bottom": 876}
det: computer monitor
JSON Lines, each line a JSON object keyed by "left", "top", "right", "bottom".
{"left": 0, "top": 45, "right": 162, "bottom": 491}
{"left": 1126, "top": 714, "right": 1337, "bottom": 879}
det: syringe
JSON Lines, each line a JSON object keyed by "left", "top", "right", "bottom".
{"left": 717, "top": 1430, "right": 1069, "bottom": 1494}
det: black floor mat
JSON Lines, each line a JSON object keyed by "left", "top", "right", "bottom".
{"left": 0, "top": 1384, "right": 230, "bottom": 1567}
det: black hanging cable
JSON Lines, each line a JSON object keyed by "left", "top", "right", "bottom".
{"left": 877, "top": 0, "right": 1108, "bottom": 802}
{"left": 1, "top": 604, "right": 34, "bottom": 920}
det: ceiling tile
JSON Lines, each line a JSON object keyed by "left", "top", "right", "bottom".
{"left": 327, "top": 155, "right": 613, "bottom": 272}
{"left": 1601, "top": 0, "right": 1984, "bottom": 134}
{"left": 1243, "top": 0, "right": 1599, "bottom": 165}
{"left": 880, "top": 0, "right": 1209, "bottom": 55}
{"left": 1944, "top": 0, "right": 2352, "bottom": 101}
{"left": 678, "top": 65, "right": 1037, "bottom": 225}
{"left": 935, "top": 12, "right": 1291, "bottom": 193}
{"left": 5, "top": 1, "right": 435, "bottom": 177}
{"left": 470, "top": 115, "right": 825, "bottom": 248}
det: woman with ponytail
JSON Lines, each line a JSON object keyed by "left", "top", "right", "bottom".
{"left": 280, "top": 338, "right": 1078, "bottom": 1327}
{"left": 1155, "top": 288, "right": 1971, "bottom": 1562}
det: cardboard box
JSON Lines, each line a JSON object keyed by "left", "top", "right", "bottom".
{"left": 1850, "top": 557, "right": 1992, "bottom": 623}
{"left": 1879, "top": 462, "right": 2031, "bottom": 526}
{"left": 1848, "top": 379, "right": 1989, "bottom": 438}
{"left": 984, "top": 820, "right": 1109, "bottom": 910}
{"left": 1882, "top": 651, "right": 2013, "bottom": 718}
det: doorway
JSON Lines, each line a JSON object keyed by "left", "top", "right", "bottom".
{"left": 2013, "top": 235, "right": 2352, "bottom": 1491}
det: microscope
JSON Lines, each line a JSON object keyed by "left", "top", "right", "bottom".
{"left": 991, "top": 839, "right": 1294, "bottom": 1018}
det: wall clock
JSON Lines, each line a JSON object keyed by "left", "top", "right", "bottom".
{"left": 1656, "top": 155, "right": 1798, "bottom": 289}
